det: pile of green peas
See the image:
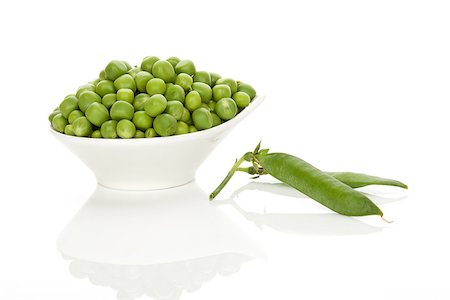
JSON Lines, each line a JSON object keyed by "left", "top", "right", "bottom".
{"left": 49, "top": 56, "right": 257, "bottom": 138}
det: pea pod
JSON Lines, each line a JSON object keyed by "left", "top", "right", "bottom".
{"left": 257, "top": 153, "right": 383, "bottom": 217}
{"left": 325, "top": 172, "right": 408, "bottom": 189}
{"left": 209, "top": 143, "right": 407, "bottom": 218}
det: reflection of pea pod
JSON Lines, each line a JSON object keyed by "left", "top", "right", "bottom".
{"left": 326, "top": 172, "right": 408, "bottom": 189}
{"left": 257, "top": 153, "right": 384, "bottom": 217}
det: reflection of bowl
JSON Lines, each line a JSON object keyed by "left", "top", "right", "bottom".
{"left": 57, "top": 181, "right": 265, "bottom": 300}
{"left": 64, "top": 253, "right": 253, "bottom": 300}
{"left": 50, "top": 96, "right": 264, "bottom": 190}
{"left": 57, "top": 181, "right": 265, "bottom": 264}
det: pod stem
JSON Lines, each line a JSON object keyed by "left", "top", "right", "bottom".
{"left": 236, "top": 167, "right": 254, "bottom": 174}
{"left": 382, "top": 216, "right": 394, "bottom": 223}
{"left": 209, "top": 155, "right": 248, "bottom": 200}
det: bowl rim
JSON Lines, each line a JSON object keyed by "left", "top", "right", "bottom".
{"left": 50, "top": 95, "right": 265, "bottom": 143}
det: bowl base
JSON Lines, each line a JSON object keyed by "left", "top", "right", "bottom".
{"left": 97, "top": 178, "right": 196, "bottom": 192}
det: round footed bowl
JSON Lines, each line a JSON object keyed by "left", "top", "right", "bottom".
{"left": 51, "top": 95, "right": 264, "bottom": 190}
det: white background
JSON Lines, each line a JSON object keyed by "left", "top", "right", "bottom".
{"left": 1, "top": 0, "right": 449, "bottom": 299}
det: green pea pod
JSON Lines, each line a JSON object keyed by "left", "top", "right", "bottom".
{"left": 326, "top": 172, "right": 408, "bottom": 189}
{"left": 257, "top": 153, "right": 383, "bottom": 217}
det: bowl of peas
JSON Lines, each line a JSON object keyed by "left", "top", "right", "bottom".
{"left": 49, "top": 56, "right": 263, "bottom": 190}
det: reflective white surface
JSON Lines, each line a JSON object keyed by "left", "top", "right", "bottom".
{"left": 58, "top": 182, "right": 263, "bottom": 299}
{"left": 1, "top": 0, "right": 450, "bottom": 299}
{"left": 64, "top": 253, "right": 252, "bottom": 300}
{"left": 57, "top": 182, "right": 265, "bottom": 265}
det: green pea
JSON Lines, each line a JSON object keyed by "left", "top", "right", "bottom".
{"left": 100, "top": 120, "right": 118, "bottom": 138}
{"left": 146, "top": 78, "right": 167, "bottom": 96}
{"left": 133, "top": 93, "right": 150, "bottom": 111}
{"left": 90, "top": 78, "right": 101, "bottom": 85}
{"left": 132, "top": 111, "right": 153, "bottom": 131}
{"left": 116, "top": 88, "right": 134, "bottom": 104}
{"left": 232, "top": 91, "right": 251, "bottom": 108}
{"left": 175, "top": 60, "right": 196, "bottom": 75}
{"left": 48, "top": 110, "right": 60, "bottom": 123}
{"left": 122, "top": 61, "right": 132, "bottom": 70}
{"left": 105, "top": 60, "right": 128, "bottom": 81}
{"left": 180, "top": 107, "right": 191, "bottom": 123}
{"left": 189, "top": 125, "right": 198, "bottom": 133}
{"left": 110, "top": 100, "right": 135, "bottom": 120}
{"left": 153, "top": 113, "right": 177, "bottom": 136}
{"left": 192, "top": 82, "right": 212, "bottom": 103}
{"left": 114, "top": 74, "right": 136, "bottom": 92}
{"left": 165, "top": 100, "right": 184, "bottom": 120}
{"left": 212, "top": 84, "right": 232, "bottom": 101}
{"left": 192, "top": 107, "right": 213, "bottom": 130}
{"left": 64, "top": 124, "right": 75, "bottom": 136}
{"left": 208, "top": 100, "right": 216, "bottom": 111}
{"left": 211, "top": 112, "right": 222, "bottom": 127}
{"left": 200, "top": 103, "right": 211, "bottom": 111}
{"left": 144, "top": 94, "right": 167, "bottom": 117}
{"left": 72, "top": 117, "right": 93, "bottom": 137}
{"left": 175, "top": 121, "right": 189, "bottom": 135}
{"left": 145, "top": 128, "right": 158, "bottom": 138}
{"left": 185, "top": 91, "right": 202, "bottom": 112}
{"left": 102, "top": 93, "right": 117, "bottom": 109}
{"left": 95, "top": 80, "right": 116, "bottom": 97}
{"left": 116, "top": 119, "right": 136, "bottom": 138}
{"left": 99, "top": 69, "right": 106, "bottom": 80}
{"left": 85, "top": 102, "right": 110, "bottom": 127}
{"left": 164, "top": 84, "right": 185, "bottom": 103}
{"left": 141, "top": 56, "right": 160, "bottom": 73}
{"left": 216, "top": 78, "right": 237, "bottom": 94}
{"left": 52, "top": 113, "right": 68, "bottom": 133}
{"left": 135, "top": 71, "right": 154, "bottom": 93}
{"left": 193, "top": 71, "right": 211, "bottom": 86}
{"left": 166, "top": 56, "right": 181, "bottom": 68}
{"left": 210, "top": 72, "right": 221, "bottom": 86}
{"left": 59, "top": 95, "right": 79, "bottom": 118}
{"left": 237, "top": 82, "right": 256, "bottom": 99}
{"left": 175, "top": 73, "right": 193, "bottom": 92}
{"left": 91, "top": 130, "right": 102, "bottom": 138}
{"left": 76, "top": 83, "right": 95, "bottom": 99}
{"left": 68, "top": 110, "right": 84, "bottom": 124}
{"left": 78, "top": 91, "right": 101, "bottom": 113}
{"left": 128, "top": 67, "right": 142, "bottom": 78}
{"left": 215, "top": 98, "right": 238, "bottom": 120}
{"left": 134, "top": 130, "right": 145, "bottom": 138}
{"left": 152, "top": 60, "right": 176, "bottom": 83}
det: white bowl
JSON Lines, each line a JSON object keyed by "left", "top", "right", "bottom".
{"left": 51, "top": 95, "right": 264, "bottom": 190}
